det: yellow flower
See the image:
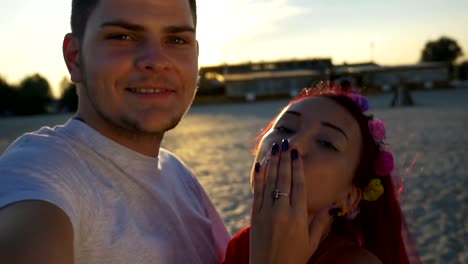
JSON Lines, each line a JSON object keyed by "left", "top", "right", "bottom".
{"left": 363, "top": 178, "right": 384, "bottom": 201}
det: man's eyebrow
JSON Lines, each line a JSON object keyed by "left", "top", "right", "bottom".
{"left": 163, "top": 25, "right": 195, "bottom": 34}
{"left": 100, "top": 20, "right": 195, "bottom": 34}
{"left": 100, "top": 20, "right": 145, "bottom": 32}
{"left": 321, "top": 121, "right": 349, "bottom": 141}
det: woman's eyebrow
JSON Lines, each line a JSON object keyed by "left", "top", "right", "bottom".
{"left": 321, "top": 121, "right": 349, "bottom": 141}
{"left": 285, "top": 110, "right": 301, "bottom": 117}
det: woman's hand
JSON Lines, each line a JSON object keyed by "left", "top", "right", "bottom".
{"left": 250, "top": 140, "right": 333, "bottom": 264}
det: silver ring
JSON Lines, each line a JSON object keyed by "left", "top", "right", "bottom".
{"left": 272, "top": 188, "right": 289, "bottom": 200}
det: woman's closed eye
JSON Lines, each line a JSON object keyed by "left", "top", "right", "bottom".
{"left": 275, "top": 125, "right": 295, "bottom": 134}
{"left": 316, "top": 139, "right": 339, "bottom": 152}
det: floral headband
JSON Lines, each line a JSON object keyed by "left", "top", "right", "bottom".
{"left": 347, "top": 94, "right": 395, "bottom": 202}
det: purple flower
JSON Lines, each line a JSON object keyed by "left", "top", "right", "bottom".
{"left": 374, "top": 150, "right": 394, "bottom": 176}
{"left": 348, "top": 94, "right": 369, "bottom": 112}
{"left": 368, "top": 119, "right": 386, "bottom": 142}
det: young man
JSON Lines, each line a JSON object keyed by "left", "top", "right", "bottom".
{"left": 0, "top": 0, "right": 230, "bottom": 263}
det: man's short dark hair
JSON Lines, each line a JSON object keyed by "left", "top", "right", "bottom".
{"left": 71, "top": 0, "right": 197, "bottom": 42}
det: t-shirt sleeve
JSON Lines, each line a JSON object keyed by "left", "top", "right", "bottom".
{"left": 162, "top": 148, "right": 232, "bottom": 261}
{"left": 182, "top": 165, "right": 231, "bottom": 261}
{"left": 0, "top": 135, "right": 89, "bottom": 238}
{"left": 197, "top": 182, "right": 232, "bottom": 260}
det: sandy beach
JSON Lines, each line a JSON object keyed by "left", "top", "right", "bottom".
{"left": 1, "top": 88, "right": 467, "bottom": 263}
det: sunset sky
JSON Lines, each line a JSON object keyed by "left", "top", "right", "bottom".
{"left": 0, "top": 0, "right": 467, "bottom": 97}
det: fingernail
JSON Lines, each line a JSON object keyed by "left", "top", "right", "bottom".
{"left": 271, "top": 143, "right": 279, "bottom": 155}
{"left": 328, "top": 207, "right": 342, "bottom": 216}
{"left": 254, "top": 162, "right": 261, "bottom": 173}
{"left": 281, "top": 139, "right": 289, "bottom": 152}
{"left": 291, "top": 149, "right": 299, "bottom": 160}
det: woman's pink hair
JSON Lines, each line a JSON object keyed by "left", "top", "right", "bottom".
{"left": 253, "top": 84, "right": 419, "bottom": 264}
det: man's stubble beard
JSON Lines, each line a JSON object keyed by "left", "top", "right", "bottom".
{"left": 78, "top": 56, "right": 184, "bottom": 138}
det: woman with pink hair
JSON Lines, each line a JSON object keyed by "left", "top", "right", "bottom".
{"left": 223, "top": 84, "right": 420, "bottom": 264}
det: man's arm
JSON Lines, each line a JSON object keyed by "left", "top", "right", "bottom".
{"left": 0, "top": 200, "right": 74, "bottom": 264}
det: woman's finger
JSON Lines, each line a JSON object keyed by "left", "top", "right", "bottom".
{"left": 275, "top": 139, "right": 292, "bottom": 206}
{"left": 264, "top": 142, "right": 280, "bottom": 207}
{"left": 251, "top": 160, "right": 267, "bottom": 212}
{"left": 291, "top": 148, "right": 307, "bottom": 209}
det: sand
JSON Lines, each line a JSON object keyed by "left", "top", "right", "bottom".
{"left": 1, "top": 87, "right": 467, "bottom": 263}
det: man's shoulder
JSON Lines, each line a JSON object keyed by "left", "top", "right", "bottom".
{"left": 158, "top": 148, "right": 202, "bottom": 190}
{"left": 0, "top": 126, "right": 94, "bottom": 238}
{"left": 1, "top": 126, "right": 81, "bottom": 171}
{"left": 159, "top": 147, "right": 179, "bottom": 161}
{"left": 4, "top": 127, "right": 70, "bottom": 153}
{"left": 158, "top": 148, "right": 191, "bottom": 171}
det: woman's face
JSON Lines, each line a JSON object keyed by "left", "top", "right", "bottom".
{"left": 255, "top": 96, "right": 363, "bottom": 216}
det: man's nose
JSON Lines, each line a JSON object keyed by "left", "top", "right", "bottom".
{"left": 135, "top": 41, "right": 171, "bottom": 72}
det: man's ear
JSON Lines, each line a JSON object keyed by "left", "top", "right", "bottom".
{"left": 63, "top": 33, "right": 82, "bottom": 84}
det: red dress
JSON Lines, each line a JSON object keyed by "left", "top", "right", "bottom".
{"left": 222, "top": 226, "right": 356, "bottom": 264}
{"left": 222, "top": 226, "right": 251, "bottom": 264}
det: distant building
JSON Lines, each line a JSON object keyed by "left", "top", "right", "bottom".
{"left": 200, "top": 59, "right": 332, "bottom": 100}
{"left": 330, "top": 62, "right": 380, "bottom": 92}
{"left": 331, "top": 62, "right": 450, "bottom": 91}
{"left": 223, "top": 69, "right": 323, "bottom": 99}
{"left": 198, "top": 60, "right": 451, "bottom": 100}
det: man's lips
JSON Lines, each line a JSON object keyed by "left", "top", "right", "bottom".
{"left": 126, "top": 85, "right": 175, "bottom": 95}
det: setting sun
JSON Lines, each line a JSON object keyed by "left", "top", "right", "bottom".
{"left": 0, "top": 0, "right": 467, "bottom": 96}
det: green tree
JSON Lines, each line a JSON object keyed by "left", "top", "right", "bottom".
{"left": 421, "top": 36, "right": 463, "bottom": 63}
{"left": 458, "top": 61, "right": 468, "bottom": 80}
{"left": 58, "top": 82, "right": 78, "bottom": 112}
{"left": 15, "top": 74, "right": 53, "bottom": 115}
{"left": 0, "top": 76, "right": 18, "bottom": 115}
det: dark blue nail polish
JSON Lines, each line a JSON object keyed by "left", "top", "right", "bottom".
{"left": 291, "top": 149, "right": 299, "bottom": 160}
{"left": 271, "top": 143, "right": 279, "bottom": 155}
{"left": 254, "top": 162, "right": 260, "bottom": 173}
{"left": 328, "top": 207, "right": 342, "bottom": 216}
{"left": 281, "top": 139, "right": 289, "bottom": 152}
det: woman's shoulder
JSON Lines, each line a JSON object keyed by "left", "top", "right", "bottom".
{"left": 314, "top": 235, "right": 382, "bottom": 264}
{"left": 222, "top": 226, "right": 251, "bottom": 264}
{"left": 330, "top": 245, "right": 382, "bottom": 264}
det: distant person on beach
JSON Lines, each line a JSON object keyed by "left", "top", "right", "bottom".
{"left": 0, "top": 0, "right": 233, "bottom": 263}
{"left": 391, "top": 81, "right": 414, "bottom": 107}
{"left": 223, "top": 84, "right": 420, "bottom": 264}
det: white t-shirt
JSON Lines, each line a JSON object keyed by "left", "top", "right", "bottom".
{"left": 0, "top": 119, "right": 230, "bottom": 264}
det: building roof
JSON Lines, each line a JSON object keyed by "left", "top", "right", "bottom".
{"left": 332, "top": 62, "right": 380, "bottom": 74}
{"left": 332, "top": 62, "right": 449, "bottom": 74}
{"left": 224, "top": 69, "right": 322, "bottom": 82}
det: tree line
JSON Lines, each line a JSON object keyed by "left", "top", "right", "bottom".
{"left": 1, "top": 36, "right": 467, "bottom": 117}
{"left": 0, "top": 74, "right": 77, "bottom": 117}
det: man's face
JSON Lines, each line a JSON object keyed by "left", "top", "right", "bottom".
{"left": 70, "top": 0, "right": 198, "bottom": 134}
